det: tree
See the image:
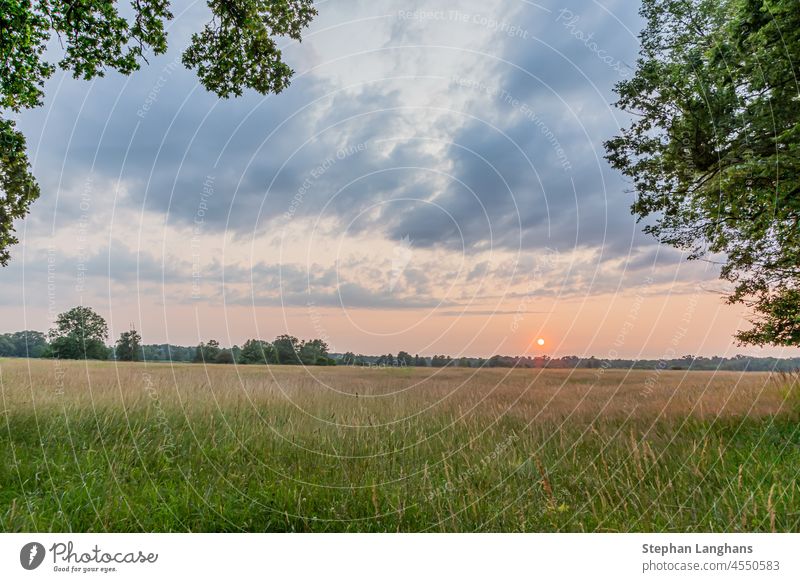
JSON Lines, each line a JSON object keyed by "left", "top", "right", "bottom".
{"left": 115, "top": 328, "right": 141, "bottom": 361}
{"left": 299, "top": 338, "right": 330, "bottom": 365}
{"left": 342, "top": 352, "right": 367, "bottom": 366}
{"left": 140, "top": 343, "right": 194, "bottom": 362}
{"left": 215, "top": 349, "right": 234, "bottom": 364}
{"left": 376, "top": 353, "right": 395, "bottom": 367}
{"left": 0, "top": 0, "right": 317, "bottom": 266}
{"left": 239, "top": 339, "right": 274, "bottom": 364}
{"left": 431, "top": 355, "right": 452, "bottom": 367}
{"left": 0, "top": 335, "right": 15, "bottom": 356}
{"left": 48, "top": 306, "right": 109, "bottom": 360}
{"left": 0, "top": 330, "right": 48, "bottom": 357}
{"left": 194, "top": 339, "right": 221, "bottom": 363}
{"left": 396, "top": 351, "right": 413, "bottom": 366}
{"left": 605, "top": 0, "right": 800, "bottom": 346}
{"left": 273, "top": 334, "right": 301, "bottom": 364}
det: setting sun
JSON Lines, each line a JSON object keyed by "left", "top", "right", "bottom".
{"left": 537, "top": 338, "right": 545, "bottom": 346}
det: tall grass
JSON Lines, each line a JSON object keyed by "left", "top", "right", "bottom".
{"left": 1, "top": 359, "right": 798, "bottom": 532}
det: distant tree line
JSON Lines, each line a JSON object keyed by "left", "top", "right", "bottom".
{"left": 0, "top": 306, "right": 335, "bottom": 366}
{"left": 331, "top": 352, "right": 800, "bottom": 373}
{"left": 2, "top": 305, "right": 799, "bottom": 372}
{"left": 193, "top": 336, "right": 335, "bottom": 366}
{"left": 0, "top": 330, "right": 48, "bottom": 358}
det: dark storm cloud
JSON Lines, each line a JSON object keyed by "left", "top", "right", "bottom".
{"left": 375, "top": 0, "right": 646, "bottom": 257}
{"left": 21, "top": 60, "right": 447, "bottom": 242}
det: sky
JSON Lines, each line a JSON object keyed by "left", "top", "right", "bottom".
{"left": 2, "top": 0, "right": 798, "bottom": 359}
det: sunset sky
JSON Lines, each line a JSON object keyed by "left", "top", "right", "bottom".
{"left": 3, "top": 0, "right": 797, "bottom": 359}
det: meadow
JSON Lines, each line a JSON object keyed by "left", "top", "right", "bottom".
{"left": 1, "top": 358, "right": 798, "bottom": 532}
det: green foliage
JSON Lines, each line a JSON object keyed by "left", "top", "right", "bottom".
{"left": 431, "top": 354, "right": 453, "bottom": 367}
{"left": 299, "top": 338, "right": 329, "bottom": 365}
{"left": 0, "top": 335, "right": 14, "bottom": 356}
{"left": 114, "top": 327, "right": 142, "bottom": 361}
{"left": 49, "top": 306, "right": 108, "bottom": 341}
{"left": 605, "top": 0, "right": 800, "bottom": 346}
{"left": 182, "top": 0, "right": 316, "bottom": 98}
{"left": 376, "top": 353, "right": 394, "bottom": 366}
{"left": 239, "top": 338, "right": 275, "bottom": 364}
{"left": 47, "top": 306, "right": 109, "bottom": 360}
{"left": 49, "top": 336, "right": 109, "bottom": 360}
{"left": 214, "top": 349, "right": 234, "bottom": 364}
{"left": 193, "top": 339, "right": 221, "bottom": 363}
{"left": 338, "top": 351, "right": 370, "bottom": 366}
{"left": 0, "top": 0, "right": 317, "bottom": 265}
{"left": 273, "top": 334, "right": 301, "bottom": 364}
{"left": 735, "top": 288, "right": 800, "bottom": 346}
{"left": 0, "top": 330, "right": 47, "bottom": 357}
{"left": 140, "top": 343, "right": 196, "bottom": 362}
{"left": 0, "top": 119, "right": 40, "bottom": 266}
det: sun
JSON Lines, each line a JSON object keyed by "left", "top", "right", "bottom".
{"left": 536, "top": 338, "right": 545, "bottom": 347}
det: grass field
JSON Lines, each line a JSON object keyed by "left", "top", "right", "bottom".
{"left": 1, "top": 358, "right": 799, "bottom": 532}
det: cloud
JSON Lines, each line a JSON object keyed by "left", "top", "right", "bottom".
{"left": 6, "top": 0, "right": 683, "bottom": 321}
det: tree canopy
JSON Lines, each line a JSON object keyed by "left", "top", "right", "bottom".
{"left": 0, "top": 330, "right": 47, "bottom": 357}
{"left": 0, "top": 0, "right": 317, "bottom": 265}
{"left": 48, "top": 305, "right": 109, "bottom": 359}
{"left": 239, "top": 338, "right": 274, "bottom": 364}
{"left": 605, "top": 0, "right": 800, "bottom": 346}
{"left": 272, "top": 334, "right": 301, "bottom": 364}
{"left": 194, "top": 338, "right": 221, "bottom": 363}
{"left": 115, "top": 327, "right": 142, "bottom": 361}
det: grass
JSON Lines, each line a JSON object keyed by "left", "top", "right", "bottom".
{"left": 1, "top": 358, "right": 799, "bottom": 532}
